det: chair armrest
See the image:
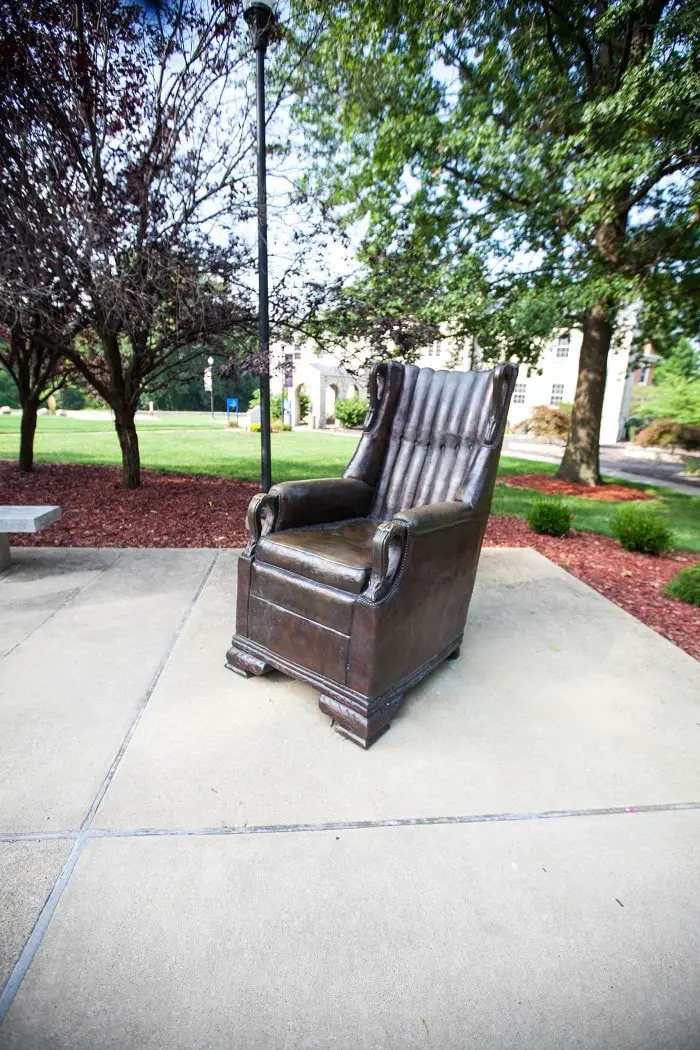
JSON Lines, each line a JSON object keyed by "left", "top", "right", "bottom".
{"left": 363, "top": 501, "right": 484, "bottom": 602}
{"left": 393, "top": 500, "right": 484, "bottom": 536}
{"left": 269, "top": 477, "right": 375, "bottom": 532}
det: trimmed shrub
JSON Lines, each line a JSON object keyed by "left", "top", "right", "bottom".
{"left": 526, "top": 497, "right": 573, "bottom": 537}
{"left": 624, "top": 414, "right": 653, "bottom": 440}
{"left": 250, "top": 423, "right": 261, "bottom": 432}
{"left": 253, "top": 391, "right": 309, "bottom": 423}
{"left": 611, "top": 505, "right": 672, "bottom": 555}
{"left": 0, "top": 368, "right": 20, "bottom": 408}
{"left": 298, "top": 391, "right": 311, "bottom": 423}
{"left": 57, "top": 385, "right": 86, "bottom": 410}
{"left": 634, "top": 419, "right": 700, "bottom": 451}
{"left": 523, "top": 405, "right": 571, "bottom": 443}
{"left": 664, "top": 563, "right": 700, "bottom": 607}
{"left": 335, "top": 397, "right": 369, "bottom": 429}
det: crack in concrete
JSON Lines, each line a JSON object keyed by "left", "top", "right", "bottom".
{"left": 2, "top": 799, "right": 700, "bottom": 843}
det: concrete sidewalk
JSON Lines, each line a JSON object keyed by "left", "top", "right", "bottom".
{"left": 1, "top": 547, "right": 698, "bottom": 1049}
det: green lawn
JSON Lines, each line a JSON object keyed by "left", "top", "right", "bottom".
{"left": 1, "top": 412, "right": 699, "bottom": 552}
{"left": 0, "top": 412, "right": 359, "bottom": 483}
{"left": 493, "top": 457, "right": 700, "bottom": 554}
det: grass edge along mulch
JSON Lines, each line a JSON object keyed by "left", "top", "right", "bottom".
{"left": 2, "top": 462, "right": 698, "bottom": 661}
{"left": 501, "top": 474, "right": 657, "bottom": 502}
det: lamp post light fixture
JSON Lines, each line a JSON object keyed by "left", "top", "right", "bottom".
{"left": 244, "top": 0, "right": 276, "bottom": 493}
{"left": 208, "top": 356, "right": 215, "bottom": 418}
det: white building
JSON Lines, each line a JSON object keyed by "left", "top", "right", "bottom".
{"left": 497, "top": 327, "right": 636, "bottom": 445}
{"left": 270, "top": 341, "right": 367, "bottom": 427}
{"left": 271, "top": 310, "right": 644, "bottom": 444}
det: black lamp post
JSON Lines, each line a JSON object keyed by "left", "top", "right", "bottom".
{"left": 244, "top": 0, "right": 276, "bottom": 493}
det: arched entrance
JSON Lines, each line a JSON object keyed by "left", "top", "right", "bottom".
{"left": 325, "top": 383, "right": 339, "bottom": 425}
{"left": 294, "top": 383, "right": 309, "bottom": 426}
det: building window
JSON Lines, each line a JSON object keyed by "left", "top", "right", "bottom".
{"left": 513, "top": 383, "right": 526, "bottom": 404}
{"left": 294, "top": 351, "right": 301, "bottom": 360}
{"left": 556, "top": 333, "right": 569, "bottom": 358}
{"left": 639, "top": 364, "right": 649, "bottom": 384}
{"left": 428, "top": 345, "right": 434, "bottom": 356}
{"left": 550, "top": 383, "right": 565, "bottom": 405}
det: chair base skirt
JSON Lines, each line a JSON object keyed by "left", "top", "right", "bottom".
{"left": 225, "top": 633, "right": 462, "bottom": 750}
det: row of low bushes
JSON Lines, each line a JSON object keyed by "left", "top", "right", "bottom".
{"left": 249, "top": 422, "right": 292, "bottom": 433}
{"left": 517, "top": 406, "right": 700, "bottom": 452}
{"left": 525, "top": 497, "right": 699, "bottom": 606}
{"left": 527, "top": 497, "right": 673, "bottom": 553}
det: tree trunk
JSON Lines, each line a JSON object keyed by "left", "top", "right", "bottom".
{"left": 19, "top": 399, "right": 39, "bottom": 472}
{"left": 556, "top": 302, "right": 613, "bottom": 486}
{"left": 114, "top": 408, "right": 141, "bottom": 489}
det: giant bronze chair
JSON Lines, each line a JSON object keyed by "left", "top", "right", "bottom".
{"left": 227, "top": 361, "right": 517, "bottom": 748}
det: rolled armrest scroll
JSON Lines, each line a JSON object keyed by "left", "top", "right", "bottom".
{"left": 243, "top": 492, "right": 279, "bottom": 555}
{"left": 364, "top": 521, "right": 407, "bottom": 602}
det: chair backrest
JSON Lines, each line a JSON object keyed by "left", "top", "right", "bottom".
{"left": 344, "top": 361, "right": 516, "bottom": 519}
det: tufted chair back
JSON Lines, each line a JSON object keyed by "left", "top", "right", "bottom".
{"left": 344, "top": 361, "right": 516, "bottom": 520}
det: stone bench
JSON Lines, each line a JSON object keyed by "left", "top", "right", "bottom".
{"left": 0, "top": 506, "right": 62, "bottom": 571}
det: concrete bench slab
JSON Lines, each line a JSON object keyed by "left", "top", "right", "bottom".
{"left": 0, "top": 506, "right": 61, "bottom": 571}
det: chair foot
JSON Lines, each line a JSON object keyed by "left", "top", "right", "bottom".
{"left": 319, "top": 693, "right": 404, "bottom": 750}
{"left": 225, "top": 642, "right": 273, "bottom": 679}
{"left": 448, "top": 645, "right": 461, "bottom": 660}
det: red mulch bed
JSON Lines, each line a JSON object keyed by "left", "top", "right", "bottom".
{"left": 2, "top": 462, "right": 698, "bottom": 661}
{"left": 0, "top": 462, "right": 257, "bottom": 548}
{"left": 502, "top": 474, "right": 656, "bottom": 501}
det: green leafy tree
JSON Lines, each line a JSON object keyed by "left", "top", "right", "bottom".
{"left": 291, "top": 0, "right": 700, "bottom": 484}
{"left": 654, "top": 338, "right": 700, "bottom": 383}
{"left": 641, "top": 331, "right": 700, "bottom": 425}
{"left": 0, "top": 0, "right": 333, "bottom": 488}
{"left": 645, "top": 376, "right": 700, "bottom": 424}
{"left": 0, "top": 325, "right": 71, "bottom": 469}
{"left": 0, "top": 363, "right": 20, "bottom": 408}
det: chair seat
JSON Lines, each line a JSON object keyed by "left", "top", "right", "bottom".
{"left": 256, "top": 518, "right": 376, "bottom": 595}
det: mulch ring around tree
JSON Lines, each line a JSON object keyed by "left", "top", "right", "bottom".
{"left": 501, "top": 474, "right": 656, "bottom": 501}
{"left": 2, "top": 462, "right": 698, "bottom": 661}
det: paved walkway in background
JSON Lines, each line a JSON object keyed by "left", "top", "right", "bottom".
{"left": 503, "top": 437, "right": 700, "bottom": 496}
{"left": 1, "top": 547, "right": 699, "bottom": 1049}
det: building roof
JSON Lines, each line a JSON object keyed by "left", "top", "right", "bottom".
{"left": 304, "top": 361, "right": 354, "bottom": 378}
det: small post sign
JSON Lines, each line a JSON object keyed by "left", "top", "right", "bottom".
{"left": 226, "top": 397, "right": 239, "bottom": 425}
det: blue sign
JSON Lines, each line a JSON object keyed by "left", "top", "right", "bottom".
{"left": 226, "top": 397, "right": 239, "bottom": 425}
